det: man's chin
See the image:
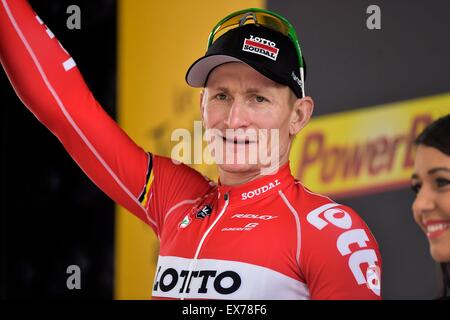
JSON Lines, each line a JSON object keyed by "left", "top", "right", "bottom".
{"left": 217, "top": 163, "right": 260, "bottom": 174}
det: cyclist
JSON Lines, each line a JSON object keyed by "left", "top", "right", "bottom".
{"left": 0, "top": 1, "right": 382, "bottom": 299}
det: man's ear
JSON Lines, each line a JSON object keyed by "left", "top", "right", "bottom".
{"left": 290, "top": 96, "right": 314, "bottom": 136}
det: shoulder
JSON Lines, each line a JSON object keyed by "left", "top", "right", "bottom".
{"left": 293, "top": 182, "right": 380, "bottom": 267}
{"left": 152, "top": 154, "right": 216, "bottom": 187}
{"left": 293, "top": 184, "right": 382, "bottom": 299}
{"left": 292, "top": 181, "right": 369, "bottom": 231}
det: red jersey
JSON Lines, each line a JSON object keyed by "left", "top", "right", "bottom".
{"left": 0, "top": 0, "right": 382, "bottom": 299}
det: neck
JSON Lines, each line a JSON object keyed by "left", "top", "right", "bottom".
{"left": 219, "top": 157, "right": 289, "bottom": 186}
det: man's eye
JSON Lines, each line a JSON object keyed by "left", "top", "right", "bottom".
{"left": 215, "top": 93, "right": 227, "bottom": 100}
{"left": 411, "top": 183, "right": 421, "bottom": 194}
{"left": 436, "top": 178, "right": 450, "bottom": 188}
{"left": 255, "top": 95, "right": 268, "bottom": 103}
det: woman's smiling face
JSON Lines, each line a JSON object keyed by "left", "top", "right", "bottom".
{"left": 412, "top": 145, "right": 450, "bottom": 262}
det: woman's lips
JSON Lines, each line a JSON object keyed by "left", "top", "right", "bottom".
{"left": 423, "top": 220, "right": 450, "bottom": 240}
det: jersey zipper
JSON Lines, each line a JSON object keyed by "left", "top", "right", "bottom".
{"left": 180, "top": 192, "right": 230, "bottom": 299}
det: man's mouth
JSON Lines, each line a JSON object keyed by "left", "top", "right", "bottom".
{"left": 221, "top": 135, "right": 257, "bottom": 145}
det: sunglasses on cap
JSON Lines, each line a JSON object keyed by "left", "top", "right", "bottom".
{"left": 206, "top": 8, "right": 305, "bottom": 97}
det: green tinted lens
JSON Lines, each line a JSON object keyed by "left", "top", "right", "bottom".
{"left": 210, "top": 11, "right": 290, "bottom": 45}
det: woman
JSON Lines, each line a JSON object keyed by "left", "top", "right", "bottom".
{"left": 411, "top": 114, "right": 450, "bottom": 299}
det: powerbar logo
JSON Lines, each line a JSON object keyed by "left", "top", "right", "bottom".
{"left": 243, "top": 35, "right": 279, "bottom": 61}
{"left": 298, "top": 115, "right": 431, "bottom": 182}
{"left": 153, "top": 267, "right": 241, "bottom": 295}
{"left": 290, "top": 93, "right": 450, "bottom": 197}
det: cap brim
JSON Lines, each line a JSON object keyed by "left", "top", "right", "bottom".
{"left": 186, "top": 54, "right": 292, "bottom": 92}
{"left": 186, "top": 55, "right": 246, "bottom": 87}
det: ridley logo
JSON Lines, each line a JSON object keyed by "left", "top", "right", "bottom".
{"left": 241, "top": 179, "right": 281, "bottom": 200}
{"left": 242, "top": 35, "right": 279, "bottom": 61}
{"left": 232, "top": 214, "right": 278, "bottom": 220}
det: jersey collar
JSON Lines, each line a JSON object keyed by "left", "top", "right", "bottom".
{"left": 217, "top": 162, "right": 295, "bottom": 207}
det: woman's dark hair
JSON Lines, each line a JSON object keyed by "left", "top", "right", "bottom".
{"left": 415, "top": 113, "right": 450, "bottom": 156}
{"left": 415, "top": 113, "right": 450, "bottom": 299}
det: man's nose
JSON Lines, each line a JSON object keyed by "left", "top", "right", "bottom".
{"left": 224, "top": 100, "right": 250, "bottom": 129}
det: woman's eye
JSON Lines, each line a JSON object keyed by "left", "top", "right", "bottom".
{"left": 436, "top": 178, "right": 450, "bottom": 188}
{"left": 411, "top": 183, "right": 421, "bottom": 194}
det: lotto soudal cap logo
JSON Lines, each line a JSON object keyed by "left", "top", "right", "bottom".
{"left": 196, "top": 205, "right": 212, "bottom": 219}
{"left": 242, "top": 35, "right": 279, "bottom": 61}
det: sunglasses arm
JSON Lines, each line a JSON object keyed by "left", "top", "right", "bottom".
{"left": 300, "top": 67, "right": 305, "bottom": 98}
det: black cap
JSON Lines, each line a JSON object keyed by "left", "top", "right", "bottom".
{"left": 186, "top": 24, "right": 304, "bottom": 98}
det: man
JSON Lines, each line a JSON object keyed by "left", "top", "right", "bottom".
{"left": 0, "top": 1, "right": 381, "bottom": 299}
